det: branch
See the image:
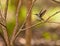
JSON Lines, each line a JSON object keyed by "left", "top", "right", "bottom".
{"left": 15, "top": 10, "right": 60, "bottom": 38}
{"left": 0, "top": 7, "right": 6, "bottom": 31}
{"left": 25, "top": 0, "right": 33, "bottom": 46}
{"left": 0, "top": 0, "right": 10, "bottom": 46}
{"left": 0, "top": 10, "right": 6, "bottom": 28}
{"left": 10, "top": 0, "right": 22, "bottom": 46}
{"left": 14, "top": 0, "right": 37, "bottom": 39}
{"left": 46, "top": 21, "right": 60, "bottom": 24}
{"left": 0, "top": 10, "right": 5, "bottom": 21}
{"left": 45, "top": 11, "right": 60, "bottom": 22}
{"left": 52, "top": 0, "right": 60, "bottom": 4}
{"left": 0, "top": 23, "right": 7, "bottom": 28}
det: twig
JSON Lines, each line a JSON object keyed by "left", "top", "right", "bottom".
{"left": 10, "top": 0, "right": 22, "bottom": 46}
{"left": 15, "top": 10, "right": 60, "bottom": 38}
{"left": 4, "top": 0, "right": 9, "bottom": 20}
{"left": 0, "top": 1, "right": 5, "bottom": 24}
{"left": 0, "top": 6, "right": 5, "bottom": 31}
{"left": 45, "top": 11, "right": 60, "bottom": 22}
{"left": 52, "top": 0, "right": 60, "bottom": 4}
{"left": 14, "top": 0, "right": 37, "bottom": 39}
{"left": 0, "top": 10, "right": 6, "bottom": 28}
{"left": 46, "top": 21, "right": 60, "bottom": 24}
{"left": 0, "top": 23, "right": 7, "bottom": 28}
{"left": 0, "top": 10, "right": 5, "bottom": 21}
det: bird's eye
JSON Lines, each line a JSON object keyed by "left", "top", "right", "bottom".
{"left": 52, "top": 0, "right": 60, "bottom": 3}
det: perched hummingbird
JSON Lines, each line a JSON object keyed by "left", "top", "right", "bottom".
{"left": 35, "top": 9, "right": 46, "bottom": 21}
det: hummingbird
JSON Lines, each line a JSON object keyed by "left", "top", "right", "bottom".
{"left": 35, "top": 9, "right": 46, "bottom": 21}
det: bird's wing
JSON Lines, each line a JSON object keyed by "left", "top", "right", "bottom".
{"left": 39, "top": 9, "right": 46, "bottom": 17}
{"left": 39, "top": 9, "right": 43, "bottom": 16}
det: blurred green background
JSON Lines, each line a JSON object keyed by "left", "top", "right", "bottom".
{"left": 1, "top": 0, "right": 60, "bottom": 40}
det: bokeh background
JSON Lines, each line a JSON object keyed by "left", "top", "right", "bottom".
{"left": 1, "top": 0, "right": 60, "bottom": 46}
